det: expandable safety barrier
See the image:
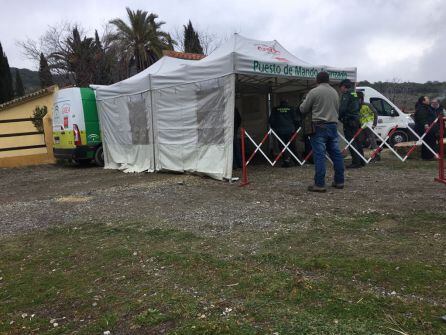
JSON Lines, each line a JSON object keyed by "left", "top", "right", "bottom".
{"left": 240, "top": 116, "right": 445, "bottom": 186}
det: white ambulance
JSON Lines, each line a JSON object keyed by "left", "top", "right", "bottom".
{"left": 356, "top": 86, "right": 415, "bottom": 146}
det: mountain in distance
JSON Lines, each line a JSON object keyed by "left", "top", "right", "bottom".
{"left": 10, "top": 67, "right": 70, "bottom": 93}
{"left": 9, "top": 68, "right": 446, "bottom": 112}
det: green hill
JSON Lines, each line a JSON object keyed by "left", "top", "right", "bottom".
{"left": 10, "top": 67, "right": 41, "bottom": 93}
{"left": 10, "top": 67, "right": 71, "bottom": 94}
{"left": 9, "top": 67, "right": 446, "bottom": 110}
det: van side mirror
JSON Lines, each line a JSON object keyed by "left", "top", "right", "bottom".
{"left": 390, "top": 109, "right": 398, "bottom": 117}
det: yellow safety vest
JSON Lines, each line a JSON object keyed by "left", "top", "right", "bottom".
{"left": 360, "top": 104, "right": 375, "bottom": 126}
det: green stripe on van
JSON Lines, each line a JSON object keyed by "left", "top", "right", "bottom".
{"left": 80, "top": 88, "right": 101, "bottom": 145}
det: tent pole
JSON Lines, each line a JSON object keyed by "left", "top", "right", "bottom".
{"left": 240, "top": 127, "right": 249, "bottom": 186}
{"left": 148, "top": 74, "right": 156, "bottom": 172}
{"left": 267, "top": 81, "right": 273, "bottom": 154}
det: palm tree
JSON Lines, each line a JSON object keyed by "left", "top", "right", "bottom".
{"left": 109, "top": 8, "right": 175, "bottom": 73}
{"left": 50, "top": 27, "right": 97, "bottom": 86}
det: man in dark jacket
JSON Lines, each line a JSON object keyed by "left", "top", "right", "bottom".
{"left": 233, "top": 108, "right": 242, "bottom": 168}
{"left": 415, "top": 96, "right": 437, "bottom": 160}
{"left": 429, "top": 99, "right": 443, "bottom": 138}
{"left": 269, "top": 100, "right": 298, "bottom": 167}
{"left": 339, "top": 79, "right": 364, "bottom": 168}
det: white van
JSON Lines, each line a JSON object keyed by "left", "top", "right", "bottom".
{"left": 52, "top": 87, "right": 103, "bottom": 165}
{"left": 356, "top": 86, "right": 415, "bottom": 145}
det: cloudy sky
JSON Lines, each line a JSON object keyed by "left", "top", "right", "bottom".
{"left": 0, "top": 0, "right": 445, "bottom": 82}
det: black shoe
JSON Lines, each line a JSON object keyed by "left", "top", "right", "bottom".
{"left": 308, "top": 185, "right": 327, "bottom": 193}
{"left": 331, "top": 182, "right": 344, "bottom": 189}
{"left": 281, "top": 160, "right": 292, "bottom": 168}
{"left": 346, "top": 164, "right": 362, "bottom": 169}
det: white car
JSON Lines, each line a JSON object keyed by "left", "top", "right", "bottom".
{"left": 356, "top": 86, "right": 415, "bottom": 145}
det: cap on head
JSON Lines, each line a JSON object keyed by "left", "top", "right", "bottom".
{"left": 340, "top": 79, "right": 353, "bottom": 89}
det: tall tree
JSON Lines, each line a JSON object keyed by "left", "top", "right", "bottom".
{"left": 14, "top": 69, "right": 25, "bottom": 97}
{"left": 109, "top": 8, "right": 175, "bottom": 72}
{"left": 51, "top": 27, "right": 97, "bottom": 86}
{"left": 183, "top": 20, "right": 203, "bottom": 54}
{"left": 92, "top": 30, "right": 112, "bottom": 85}
{"left": 39, "top": 53, "right": 54, "bottom": 88}
{"left": 0, "top": 42, "right": 14, "bottom": 103}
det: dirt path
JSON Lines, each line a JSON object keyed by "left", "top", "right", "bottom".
{"left": 0, "top": 160, "right": 445, "bottom": 237}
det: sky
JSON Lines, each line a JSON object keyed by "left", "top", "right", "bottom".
{"left": 0, "top": 0, "right": 445, "bottom": 83}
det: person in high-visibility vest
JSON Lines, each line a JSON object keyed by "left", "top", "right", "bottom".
{"left": 357, "top": 91, "right": 380, "bottom": 161}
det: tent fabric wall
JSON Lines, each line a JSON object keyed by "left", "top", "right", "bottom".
{"left": 98, "top": 91, "right": 154, "bottom": 173}
{"left": 153, "top": 75, "right": 235, "bottom": 180}
{"left": 93, "top": 57, "right": 197, "bottom": 174}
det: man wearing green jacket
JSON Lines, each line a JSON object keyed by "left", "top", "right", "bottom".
{"left": 339, "top": 79, "right": 365, "bottom": 168}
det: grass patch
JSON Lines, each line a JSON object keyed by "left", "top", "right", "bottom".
{"left": 0, "top": 213, "right": 445, "bottom": 334}
{"left": 135, "top": 308, "right": 171, "bottom": 326}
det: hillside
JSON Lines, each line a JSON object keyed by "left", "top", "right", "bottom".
{"left": 10, "top": 67, "right": 70, "bottom": 94}
{"left": 358, "top": 80, "right": 446, "bottom": 112}
{"left": 9, "top": 67, "right": 446, "bottom": 111}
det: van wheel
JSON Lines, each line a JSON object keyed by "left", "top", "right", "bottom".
{"left": 94, "top": 146, "right": 104, "bottom": 167}
{"left": 74, "top": 159, "right": 91, "bottom": 166}
{"left": 390, "top": 130, "right": 408, "bottom": 146}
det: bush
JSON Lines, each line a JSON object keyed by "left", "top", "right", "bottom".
{"left": 32, "top": 105, "right": 48, "bottom": 132}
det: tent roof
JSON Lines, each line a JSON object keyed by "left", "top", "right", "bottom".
{"left": 91, "top": 56, "right": 196, "bottom": 97}
{"left": 93, "top": 34, "right": 356, "bottom": 98}
{"left": 147, "top": 34, "right": 356, "bottom": 90}
{"left": 202, "top": 34, "right": 311, "bottom": 65}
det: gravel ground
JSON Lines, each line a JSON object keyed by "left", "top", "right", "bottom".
{"left": 0, "top": 159, "right": 445, "bottom": 237}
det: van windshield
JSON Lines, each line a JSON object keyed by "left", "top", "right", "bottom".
{"left": 370, "top": 98, "right": 395, "bottom": 117}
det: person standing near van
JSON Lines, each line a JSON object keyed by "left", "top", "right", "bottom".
{"left": 414, "top": 96, "right": 436, "bottom": 160}
{"left": 430, "top": 98, "right": 446, "bottom": 140}
{"left": 430, "top": 98, "right": 445, "bottom": 120}
{"left": 339, "top": 79, "right": 365, "bottom": 168}
{"left": 300, "top": 71, "right": 344, "bottom": 192}
{"left": 357, "top": 91, "right": 380, "bottom": 161}
{"left": 430, "top": 99, "right": 443, "bottom": 142}
{"left": 269, "top": 100, "right": 298, "bottom": 167}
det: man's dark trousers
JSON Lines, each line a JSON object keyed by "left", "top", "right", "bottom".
{"left": 309, "top": 123, "right": 344, "bottom": 187}
{"left": 343, "top": 121, "right": 365, "bottom": 166}
{"left": 277, "top": 130, "right": 297, "bottom": 164}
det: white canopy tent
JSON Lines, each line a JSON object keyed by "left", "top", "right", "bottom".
{"left": 92, "top": 34, "right": 357, "bottom": 180}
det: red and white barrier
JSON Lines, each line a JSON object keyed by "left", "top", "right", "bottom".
{"left": 338, "top": 118, "right": 440, "bottom": 163}
{"left": 240, "top": 117, "right": 445, "bottom": 187}
{"left": 435, "top": 114, "right": 446, "bottom": 186}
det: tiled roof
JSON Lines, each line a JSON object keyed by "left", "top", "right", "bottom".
{"left": 162, "top": 50, "right": 206, "bottom": 60}
{"left": 0, "top": 85, "right": 58, "bottom": 111}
